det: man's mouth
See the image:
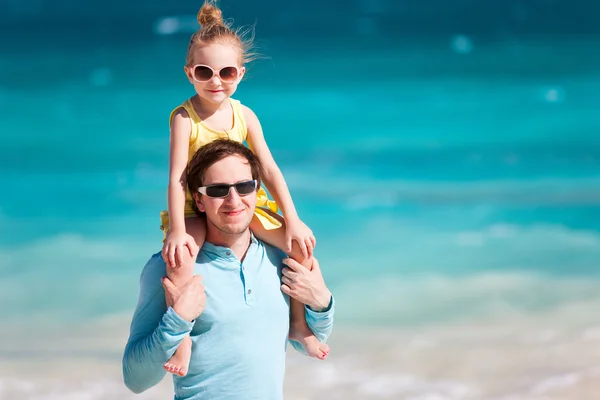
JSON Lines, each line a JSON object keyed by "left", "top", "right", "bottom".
{"left": 224, "top": 209, "right": 243, "bottom": 217}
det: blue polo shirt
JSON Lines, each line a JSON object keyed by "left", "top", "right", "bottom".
{"left": 122, "top": 235, "right": 334, "bottom": 399}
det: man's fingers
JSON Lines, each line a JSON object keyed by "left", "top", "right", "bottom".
{"left": 186, "top": 274, "right": 204, "bottom": 291}
{"left": 281, "top": 267, "right": 298, "bottom": 280}
{"left": 162, "top": 276, "right": 176, "bottom": 291}
{"left": 282, "top": 258, "right": 301, "bottom": 271}
{"left": 281, "top": 276, "right": 293, "bottom": 285}
{"left": 281, "top": 267, "right": 292, "bottom": 277}
{"left": 281, "top": 268, "right": 298, "bottom": 282}
{"left": 281, "top": 284, "right": 292, "bottom": 295}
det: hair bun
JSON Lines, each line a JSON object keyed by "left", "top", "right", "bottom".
{"left": 197, "top": 1, "right": 224, "bottom": 27}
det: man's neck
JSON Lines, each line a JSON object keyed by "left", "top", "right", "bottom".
{"left": 205, "top": 229, "right": 252, "bottom": 261}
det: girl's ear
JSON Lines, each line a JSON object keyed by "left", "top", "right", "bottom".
{"left": 184, "top": 65, "right": 194, "bottom": 84}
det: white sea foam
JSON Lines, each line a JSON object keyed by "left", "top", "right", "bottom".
{"left": 332, "top": 271, "right": 600, "bottom": 326}
{"left": 1, "top": 220, "right": 599, "bottom": 326}
{"left": 530, "top": 372, "right": 580, "bottom": 394}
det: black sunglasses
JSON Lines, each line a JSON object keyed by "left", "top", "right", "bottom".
{"left": 197, "top": 180, "right": 257, "bottom": 198}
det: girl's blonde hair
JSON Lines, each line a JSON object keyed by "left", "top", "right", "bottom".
{"left": 186, "top": 0, "right": 257, "bottom": 66}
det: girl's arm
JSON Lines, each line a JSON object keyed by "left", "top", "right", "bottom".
{"left": 164, "top": 109, "right": 195, "bottom": 268}
{"left": 243, "top": 105, "right": 315, "bottom": 256}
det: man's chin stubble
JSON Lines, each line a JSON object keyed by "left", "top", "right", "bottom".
{"left": 208, "top": 217, "right": 251, "bottom": 236}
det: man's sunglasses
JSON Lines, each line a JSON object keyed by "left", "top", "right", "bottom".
{"left": 189, "top": 64, "right": 239, "bottom": 83}
{"left": 198, "top": 180, "right": 257, "bottom": 198}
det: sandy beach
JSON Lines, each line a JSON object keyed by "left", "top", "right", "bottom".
{"left": 2, "top": 301, "right": 600, "bottom": 400}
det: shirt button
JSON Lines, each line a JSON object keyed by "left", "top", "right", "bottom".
{"left": 247, "top": 289, "right": 252, "bottom": 295}
{"left": 225, "top": 251, "right": 231, "bottom": 256}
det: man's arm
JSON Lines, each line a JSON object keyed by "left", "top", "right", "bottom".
{"left": 122, "top": 253, "right": 194, "bottom": 393}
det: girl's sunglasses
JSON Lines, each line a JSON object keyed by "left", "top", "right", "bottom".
{"left": 198, "top": 180, "right": 257, "bottom": 198}
{"left": 190, "top": 64, "right": 239, "bottom": 83}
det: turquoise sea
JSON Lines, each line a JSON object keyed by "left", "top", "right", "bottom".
{"left": 1, "top": 7, "right": 600, "bottom": 399}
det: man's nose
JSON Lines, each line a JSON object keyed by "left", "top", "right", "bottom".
{"left": 223, "top": 186, "right": 240, "bottom": 203}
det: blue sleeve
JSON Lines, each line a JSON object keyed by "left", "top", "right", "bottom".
{"left": 122, "top": 253, "right": 194, "bottom": 394}
{"left": 289, "top": 296, "right": 335, "bottom": 355}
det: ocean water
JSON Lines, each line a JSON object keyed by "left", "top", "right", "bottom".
{"left": 1, "top": 17, "right": 600, "bottom": 399}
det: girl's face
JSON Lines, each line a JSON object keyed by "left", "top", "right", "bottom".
{"left": 184, "top": 43, "right": 245, "bottom": 105}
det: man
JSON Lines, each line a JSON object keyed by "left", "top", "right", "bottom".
{"left": 122, "top": 139, "right": 335, "bottom": 399}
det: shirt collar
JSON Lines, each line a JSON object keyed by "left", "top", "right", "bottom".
{"left": 201, "top": 232, "right": 259, "bottom": 261}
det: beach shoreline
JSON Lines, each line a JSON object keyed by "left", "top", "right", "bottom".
{"left": 3, "top": 307, "right": 600, "bottom": 400}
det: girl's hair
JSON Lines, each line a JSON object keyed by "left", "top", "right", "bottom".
{"left": 186, "top": 0, "right": 257, "bottom": 66}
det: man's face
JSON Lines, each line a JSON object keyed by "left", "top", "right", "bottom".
{"left": 194, "top": 155, "right": 257, "bottom": 235}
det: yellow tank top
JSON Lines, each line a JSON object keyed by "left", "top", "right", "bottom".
{"left": 170, "top": 98, "right": 248, "bottom": 214}
{"left": 159, "top": 97, "right": 281, "bottom": 235}
{"left": 172, "top": 97, "right": 248, "bottom": 166}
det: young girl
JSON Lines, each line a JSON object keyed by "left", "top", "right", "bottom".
{"left": 159, "top": 0, "right": 331, "bottom": 377}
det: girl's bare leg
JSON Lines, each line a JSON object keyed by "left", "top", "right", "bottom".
{"left": 250, "top": 212, "right": 330, "bottom": 360}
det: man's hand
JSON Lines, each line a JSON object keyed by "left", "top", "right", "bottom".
{"left": 281, "top": 257, "right": 331, "bottom": 312}
{"left": 162, "top": 275, "right": 206, "bottom": 322}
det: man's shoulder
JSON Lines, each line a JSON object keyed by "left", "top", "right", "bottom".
{"left": 256, "top": 239, "right": 287, "bottom": 266}
{"left": 139, "top": 252, "right": 167, "bottom": 284}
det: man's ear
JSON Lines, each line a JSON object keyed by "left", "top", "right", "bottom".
{"left": 193, "top": 193, "right": 205, "bottom": 213}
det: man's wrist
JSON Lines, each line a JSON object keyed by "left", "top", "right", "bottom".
{"left": 172, "top": 305, "right": 195, "bottom": 322}
{"left": 165, "top": 306, "right": 195, "bottom": 330}
{"left": 308, "top": 291, "right": 332, "bottom": 312}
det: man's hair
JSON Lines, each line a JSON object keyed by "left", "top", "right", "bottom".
{"left": 187, "top": 139, "right": 264, "bottom": 215}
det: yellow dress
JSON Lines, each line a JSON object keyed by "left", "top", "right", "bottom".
{"left": 159, "top": 97, "right": 281, "bottom": 237}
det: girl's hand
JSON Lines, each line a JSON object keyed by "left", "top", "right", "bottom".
{"left": 285, "top": 218, "right": 316, "bottom": 258}
{"left": 162, "top": 232, "right": 198, "bottom": 269}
